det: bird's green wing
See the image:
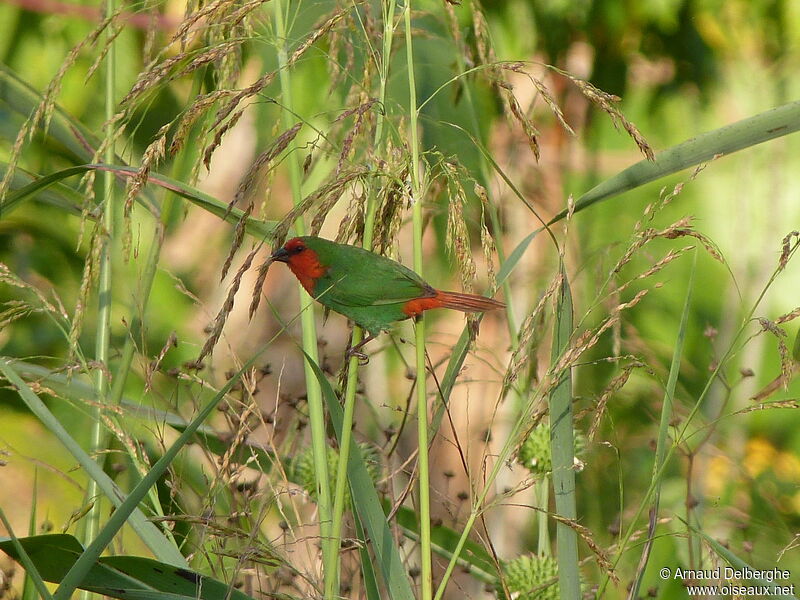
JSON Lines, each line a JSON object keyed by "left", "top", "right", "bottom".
{"left": 317, "top": 258, "right": 433, "bottom": 307}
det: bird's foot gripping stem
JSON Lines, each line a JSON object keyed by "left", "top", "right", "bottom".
{"left": 345, "top": 332, "right": 378, "bottom": 365}
{"left": 345, "top": 347, "right": 370, "bottom": 366}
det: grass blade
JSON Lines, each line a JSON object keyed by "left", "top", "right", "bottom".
{"left": 4, "top": 360, "right": 280, "bottom": 476}
{"left": 0, "top": 63, "right": 101, "bottom": 163}
{"left": 0, "top": 534, "right": 255, "bottom": 600}
{"left": 353, "top": 513, "right": 381, "bottom": 600}
{"left": 0, "top": 358, "right": 186, "bottom": 567}
{"left": 0, "top": 165, "right": 158, "bottom": 216}
{"left": 391, "top": 503, "right": 497, "bottom": 584}
{"left": 549, "top": 267, "right": 579, "bottom": 598}
{"left": 21, "top": 469, "right": 40, "bottom": 600}
{"left": 0, "top": 163, "right": 86, "bottom": 216}
{"left": 1, "top": 164, "right": 278, "bottom": 238}
{"left": 627, "top": 254, "right": 694, "bottom": 599}
{"left": 496, "top": 229, "right": 544, "bottom": 289}
{"left": 300, "top": 350, "right": 416, "bottom": 600}
{"left": 93, "top": 166, "right": 279, "bottom": 239}
{"left": 550, "top": 100, "right": 800, "bottom": 224}
{"left": 50, "top": 342, "right": 271, "bottom": 600}
{"left": 0, "top": 509, "right": 53, "bottom": 600}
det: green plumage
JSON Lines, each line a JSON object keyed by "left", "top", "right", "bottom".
{"left": 300, "top": 236, "right": 435, "bottom": 336}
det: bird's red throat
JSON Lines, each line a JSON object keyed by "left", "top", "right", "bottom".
{"left": 287, "top": 251, "right": 329, "bottom": 294}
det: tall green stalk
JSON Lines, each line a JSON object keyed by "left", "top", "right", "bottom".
{"left": 327, "top": 345, "right": 363, "bottom": 600}
{"left": 83, "top": 0, "right": 117, "bottom": 560}
{"left": 326, "top": 2, "right": 400, "bottom": 597}
{"left": 549, "top": 271, "right": 579, "bottom": 598}
{"left": 362, "top": 0, "right": 396, "bottom": 245}
{"left": 404, "top": 3, "right": 432, "bottom": 598}
{"left": 271, "top": 0, "right": 334, "bottom": 590}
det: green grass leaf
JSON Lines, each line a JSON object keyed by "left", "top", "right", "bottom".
{"left": 0, "top": 64, "right": 103, "bottom": 163}
{"left": 549, "top": 268, "right": 579, "bottom": 598}
{"left": 628, "top": 256, "right": 694, "bottom": 599}
{"left": 0, "top": 509, "right": 52, "bottom": 600}
{"left": 0, "top": 163, "right": 86, "bottom": 216}
{"left": 49, "top": 343, "right": 271, "bottom": 600}
{"left": 0, "top": 165, "right": 159, "bottom": 216}
{"left": 496, "top": 229, "right": 544, "bottom": 289}
{"left": 550, "top": 100, "right": 800, "bottom": 224}
{"left": 0, "top": 358, "right": 187, "bottom": 568}
{"left": 300, "top": 350, "right": 416, "bottom": 600}
{"left": 0, "top": 534, "right": 255, "bottom": 600}
{"left": 2, "top": 163, "right": 279, "bottom": 239}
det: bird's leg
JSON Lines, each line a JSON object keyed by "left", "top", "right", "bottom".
{"left": 345, "top": 332, "right": 379, "bottom": 365}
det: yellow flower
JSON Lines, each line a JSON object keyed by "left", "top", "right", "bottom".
{"left": 705, "top": 455, "right": 731, "bottom": 497}
{"left": 774, "top": 451, "right": 800, "bottom": 482}
{"left": 744, "top": 438, "right": 777, "bottom": 478}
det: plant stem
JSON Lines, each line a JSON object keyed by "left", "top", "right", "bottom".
{"left": 404, "top": 2, "right": 432, "bottom": 598}
{"left": 272, "top": 0, "right": 334, "bottom": 591}
{"left": 83, "top": 0, "right": 116, "bottom": 563}
{"left": 327, "top": 2, "right": 399, "bottom": 597}
{"left": 549, "top": 271, "right": 580, "bottom": 598}
{"left": 536, "top": 477, "right": 549, "bottom": 554}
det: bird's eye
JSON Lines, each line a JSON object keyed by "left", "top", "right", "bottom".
{"left": 293, "top": 244, "right": 305, "bottom": 253}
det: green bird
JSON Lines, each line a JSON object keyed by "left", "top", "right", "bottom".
{"left": 270, "top": 236, "right": 504, "bottom": 356}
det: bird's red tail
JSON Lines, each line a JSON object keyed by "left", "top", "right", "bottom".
{"left": 435, "top": 290, "right": 505, "bottom": 313}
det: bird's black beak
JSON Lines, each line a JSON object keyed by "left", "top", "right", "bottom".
{"left": 271, "top": 247, "right": 290, "bottom": 263}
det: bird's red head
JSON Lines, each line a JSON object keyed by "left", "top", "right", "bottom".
{"left": 271, "top": 237, "right": 328, "bottom": 293}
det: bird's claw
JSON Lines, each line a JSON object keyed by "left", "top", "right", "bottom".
{"left": 345, "top": 347, "right": 370, "bottom": 365}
